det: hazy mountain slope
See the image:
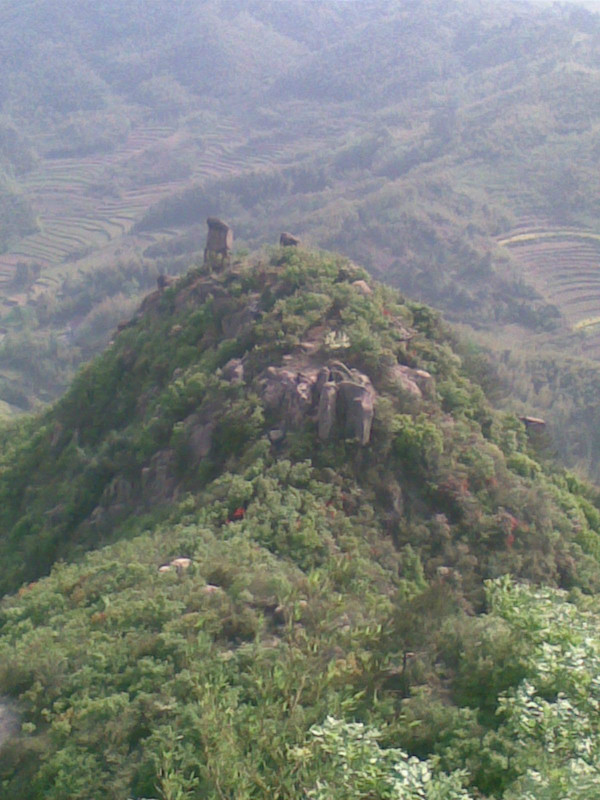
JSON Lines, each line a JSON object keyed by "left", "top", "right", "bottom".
{"left": 3, "top": 0, "right": 600, "bottom": 481}
{"left": 2, "top": 248, "right": 600, "bottom": 797}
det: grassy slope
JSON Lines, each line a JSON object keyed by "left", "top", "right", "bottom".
{"left": 2, "top": 249, "right": 600, "bottom": 796}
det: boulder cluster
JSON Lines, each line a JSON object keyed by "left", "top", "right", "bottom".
{"left": 262, "top": 359, "right": 376, "bottom": 445}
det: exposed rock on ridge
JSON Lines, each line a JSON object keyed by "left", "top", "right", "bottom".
{"left": 204, "top": 217, "right": 233, "bottom": 270}
{"left": 261, "top": 359, "right": 376, "bottom": 445}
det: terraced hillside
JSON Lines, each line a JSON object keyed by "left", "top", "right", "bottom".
{"left": 0, "top": 115, "right": 304, "bottom": 302}
{"left": 498, "top": 223, "right": 600, "bottom": 356}
{"left": 0, "top": 126, "right": 176, "bottom": 282}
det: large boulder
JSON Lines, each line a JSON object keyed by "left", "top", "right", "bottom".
{"left": 351, "top": 279, "right": 372, "bottom": 296}
{"left": 280, "top": 232, "right": 300, "bottom": 247}
{"left": 388, "top": 364, "right": 434, "bottom": 398}
{"left": 262, "top": 366, "right": 318, "bottom": 426}
{"left": 221, "top": 358, "right": 245, "bottom": 384}
{"left": 261, "top": 359, "right": 376, "bottom": 445}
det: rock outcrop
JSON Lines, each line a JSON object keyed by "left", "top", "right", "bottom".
{"left": 135, "top": 274, "right": 176, "bottom": 318}
{"left": 174, "top": 274, "right": 228, "bottom": 312}
{"left": 280, "top": 232, "right": 300, "bottom": 247}
{"left": 338, "top": 380, "right": 375, "bottom": 445}
{"left": 221, "top": 295, "right": 260, "bottom": 338}
{"left": 204, "top": 217, "right": 233, "bottom": 270}
{"left": 261, "top": 359, "right": 376, "bottom": 445}
{"left": 0, "top": 701, "right": 17, "bottom": 750}
{"left": 388, "top": 364, "right": 434, "bottom": 398}
{"left": 185, "top": 416, "right": 214, "bottom": 461}
{"left": 158, "top": 557, "right": 192, "bottom": 575}
{"left": 519, "top": 415, "right": 546, "bottom": 429}
{"left": 317, "top": 382, "right": 337, "bottom": 440}
{"left": 157, "top": 274, "right": 176, "bottom": 290}
{"left": 141, "top": 449, "right": 178, "bottom": 503}
{"left": 221, "top": 358, "right": 245, "bottom": 384}
{"left": 262, "top": 366, "right": 318, "bottom": 427}
{"left": 351, "top": 279, "right": 372, "bottom": 296}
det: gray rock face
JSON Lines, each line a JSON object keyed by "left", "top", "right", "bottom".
{"left": 388, "top": 364, "right": 434, "bottom": 398}
{"left": 189, "top": 422, "right": 214, "bottom": 461}
{"left": 280, "top": 232, "right": 300, "bottom": 247}
{"left": 0, "top": 701, "right": 17, "bottom": 750}
{"left": 175, "top": 276, "right": 228, "bottom": 312}
{"left": 221, "top": 358, "right": 245, "bottom": 384}
{"left": 262, "top": 366, "right": 317, "bottom": 426}
{"left": 351, "top": 279, "right": 372, "bottom": 296}
{"left": 221, "top": 295, "right": 260, "bottom": 339}
{"left": 261, "top": 359, "right": 376, "bottom": 445}
{"left": 87, "top": 475, "right": 133, "bottom": 531}
{"left": 181, "top": 414, "right": 214, "bottom": 461}
{"left": 102, "top": 476, "right": 133, "bottom": 507}
{"left": 141, "top": 449, "right": 177, "bottom": 503}
{"left": 318, "top": 383, "right": 337, "bottom": 440}
{"left": 157, "top": 274, "right": 175, "bottom": 290}
{"left": 338, "top": 380, "right": 375, "bottom": 445}
{"left": 204, "top": 217, "right": 233, "bottom": 269}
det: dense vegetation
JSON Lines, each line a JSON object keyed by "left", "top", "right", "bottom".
{"left": 3, "top": 248, "right": 600, "bottom": 797}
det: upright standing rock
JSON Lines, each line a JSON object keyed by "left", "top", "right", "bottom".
{"left": 338, "top": 381, "right": 375, "bottom": 445}
{"left": 318, "top": 382, "right": 338, "bottom": 440}
{"left": 204, "top": 217, "right": 233, "bottom": 270}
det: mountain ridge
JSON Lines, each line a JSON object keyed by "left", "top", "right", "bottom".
{"left": 2, "top": 246, "right": 600, "bottom": 796}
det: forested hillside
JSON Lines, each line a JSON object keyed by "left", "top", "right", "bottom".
{"left": 3, "top": 247, "right": 600, "bottom": 797}
{"left": 1, "top": 0, "right": 600, "bottom": 478}
{"left": 5, "top": 2, "right": 600, "bottom": 796}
